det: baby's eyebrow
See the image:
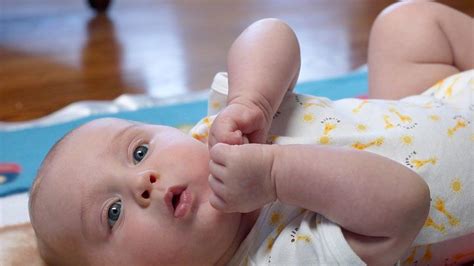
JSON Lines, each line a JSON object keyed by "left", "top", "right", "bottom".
{"left": 114, "top": 123, "right": 140, "bottom": 143}
{"left": 80, "top": 185, "right": 107, "bottom": 242}
{"left": 105, "top": 123, "right": 140, "bottom": 155}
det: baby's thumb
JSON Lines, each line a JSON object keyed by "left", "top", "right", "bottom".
{"left": 210, "top": 130, "right": 243, "bottom": 148}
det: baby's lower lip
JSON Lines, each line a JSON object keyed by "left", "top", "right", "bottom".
{"left": 174, "top": 189, "right": 193, "bottom": 218}
{"left": 164, "top": 186, "right": 193, "bottom": 218}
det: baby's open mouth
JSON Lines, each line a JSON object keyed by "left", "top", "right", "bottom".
{"left": 165, "top": 185, "right": 193, "bottom": 218}
{"left": 172, "top": 192, "right": 181, "bottom": 210}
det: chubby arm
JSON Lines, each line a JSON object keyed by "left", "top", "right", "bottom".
{"left": 208, "top": 143, "right": 430, "bottom": 264}
{"left": 208, "top": 18, "right": 301, "bottom": 147}
{"left": 272, "top": 144, "right": 430, "bottom": 264}
{"left": 227, "top": 18, "right": 301, "bottom": 117}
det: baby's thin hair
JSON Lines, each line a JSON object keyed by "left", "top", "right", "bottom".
{"left": 28, "top": 127, "right": 83, "bottom": 266}
{"left": 29, "top": 130, "right": 72, "bottom": 216}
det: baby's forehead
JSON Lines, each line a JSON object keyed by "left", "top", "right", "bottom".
{"left": 79, "top": 117, "right": 134, "bottom": 133}
{"left": 67, "top": 118, "right": 134, "bottom": 143}
{"left": 46, "top": 118, "right": 133, "bottom": 176}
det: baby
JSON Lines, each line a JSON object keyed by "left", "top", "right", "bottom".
{"left": 29, "top": 1, "right": 473, "bottom": 265}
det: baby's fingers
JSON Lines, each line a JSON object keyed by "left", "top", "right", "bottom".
{"left": 208, "top": 174, "right": 231, "bottom": 212}
{"left": 209, "top": 143, "right": 232, "bottom": 165}
{"left": 209, "top": 116, "right": 243, "bottom": 148}
{"left": 209, "top": 129, "right": 242, "bottom": 149}
{"left": 208, "top": 192, "right": 229, "bottom": 212}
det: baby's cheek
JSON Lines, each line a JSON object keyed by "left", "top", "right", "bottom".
{"left": 118, "top": 219, "right": 179, "bottom": 263}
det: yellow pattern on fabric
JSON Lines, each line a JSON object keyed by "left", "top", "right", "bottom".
{"left": 411, "top": 157, "right": 437, "bottom": 169}
{"left": 319, "top": 136, "right": 330, "bottom": 144}
{"left": 265, "top": 211, "right": 287, "bottom": 252}
{"left": 304, "top": 98, "right": 330, "bottom": 109}
{"left": 434, "top": 197, "right": 460, "bottom": 226}
{"left": 423, "top": 216, "right": 445, "bottom": 233}
{"left": 447, "top": 119, "right": 467, "bottom": 137}
{"left": 192, "top": 132, "right": 208, "bottom": 142}
{"left": 276, "top": 224, "right": 285, "bottom": 234}
{"left": 433, "top": 79, "right": 444, "bottom": 92}
{"left": 444, "top": 76, "right": 461, "bottom": 98}
{"left": 323, "top": 122, "right": 336, "bottom": 135}
{"left": 304, "top": 102, "right": 326, "bottom": 108}
{"left": 383, "top": 115, "right": 395, "bottom": 129}
{"left": 266, "top": 237, "right": 275, "bottom": 251}
{"left": 294, "top": 235, "right": 311, "bottom": 243}
{"left": 268, "top": 135, "right": 279, "bottom": 144}
{"left": 428, "top": 114, "right": 440, "bottom": 121}
{"left": 401, "top": 135, "right": 413, "bottom": 145}
{"left": 451, "top": 178, "right": 462, "bottom": 193}
{"left": 203, "top": 117, "right": 212, "bottom": 127}
{"left": 422, "top": 101, "right": 434, "bottom": 109}
{"left": 356, "top": 123, "right": 367, "bottom": 132}
{"left": 421, "top": 244, "right": 432, "bottom": 262}
{"left": 319, "top": 120, "right": 338, "bottom": 144}
{"left": 197, "top": 71, "right": 474, "bottom": 264}
{"left": 351, "top": 137, "right": 384, "bottom": 150}
{"left": 270, "top": 212, "right": 282, "bottom": 226}
{"left": 352, "top": 100, "right": 368, "bottom": 113}
{"left": 402, "top": 247, "right": 417, "bottom": 265}
{"left": 303, "top": 113, "right": 315, "bottom": 123}
{"left": 211, "top": 101, "right": 221, "bottom": 110}
{"left": 389, "top": 107, "right": 413, "bottom": 123}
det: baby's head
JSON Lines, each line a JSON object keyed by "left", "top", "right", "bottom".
{"left": 28, "top": 118, "right": 246, "bottom": 265}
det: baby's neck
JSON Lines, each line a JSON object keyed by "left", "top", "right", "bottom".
{"left": 214, "top": 209, "right": 261, "bottom": 266}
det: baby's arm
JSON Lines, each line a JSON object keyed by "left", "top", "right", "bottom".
{"left": 368, "top": 1, "right": 473, "bottom": 99}
{"left": 271, "top": 144, "right": 430, "bottom": 264}
{"left": 226, "top": 18, "right": 300, "bottom": 112}
{"left": 208, "top": 18, "right": 300, "bottom": 147}
{"left": 209, "top": 143, "right": 430, "bottom": 265}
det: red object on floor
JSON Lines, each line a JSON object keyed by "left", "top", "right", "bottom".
{"left": 0, "top": 163, "right": 21, "bottom": 174}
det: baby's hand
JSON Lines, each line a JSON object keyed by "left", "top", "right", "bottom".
{"left": 208, "top": 143, "right": 276, "bottom": 213}
{"left": 208, "top": 99, "right": 272, "bottom": 148}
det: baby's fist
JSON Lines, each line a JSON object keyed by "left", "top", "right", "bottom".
{"left": 208, "top": 143, "right": 276, "bottom": 213}
{"left": 208, "top": 101, "right": 271, "bottom": 148}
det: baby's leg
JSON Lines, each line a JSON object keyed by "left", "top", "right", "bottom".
{"left": 368, "top": 1, "right": 473, "bottom": 99}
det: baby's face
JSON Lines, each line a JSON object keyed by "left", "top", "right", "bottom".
{"left": 38, "top": 118, "right": 243, "bottom": 265}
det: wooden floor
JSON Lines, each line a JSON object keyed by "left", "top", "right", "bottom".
{"left": 1, "top": 0, "right": 472, "bottom": 121}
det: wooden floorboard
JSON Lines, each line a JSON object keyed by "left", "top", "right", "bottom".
{"left": 0, "top": 0, "right": 472, "bottom": 121}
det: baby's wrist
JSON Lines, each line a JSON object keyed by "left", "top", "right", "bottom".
{"left": 227, "top": 95, "right": 273, "bottom": 127}
{"left": 267, "top": 144, "right": 291, "bottom": 204}
{"left": 264, "top": 144, "right": 279, "bottom": 202}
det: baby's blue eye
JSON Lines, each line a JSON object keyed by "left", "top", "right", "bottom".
{"left": 107, "top": 200, "right": 122, "bottom": 227}
{"left": 133, "top": 144, "right": 148, "bottom": 164}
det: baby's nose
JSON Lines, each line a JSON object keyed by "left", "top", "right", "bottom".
{"left": 140, "top": 174, "right": 157, "bottom": 199}
{"left": 134, "top": 172, "right": 159, "bottom": 207}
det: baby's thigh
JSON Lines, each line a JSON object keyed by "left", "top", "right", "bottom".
{"left": 368, "top": 1, "right": 473, "bottom": 99}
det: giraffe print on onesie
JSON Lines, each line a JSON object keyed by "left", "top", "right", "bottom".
{"left": 190, "top": 70, "right": 474, "bottom": 265}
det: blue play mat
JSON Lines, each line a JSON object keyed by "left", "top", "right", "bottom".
{"left": 0, "top": 70, "right": 368, "bottom": 197}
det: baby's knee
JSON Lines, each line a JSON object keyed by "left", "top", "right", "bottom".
{"left": 374, "top": 1, "right": 440, "bottom": 32}
{"left": 249, "top": 18, "right": 296, "bottom": 36}
{"left": 373, "top": 1, "right": 472, "bottom": 70}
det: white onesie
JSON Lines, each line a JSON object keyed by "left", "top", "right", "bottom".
{"left": 189, "top": 71, "right": 474, "bottom": 265}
